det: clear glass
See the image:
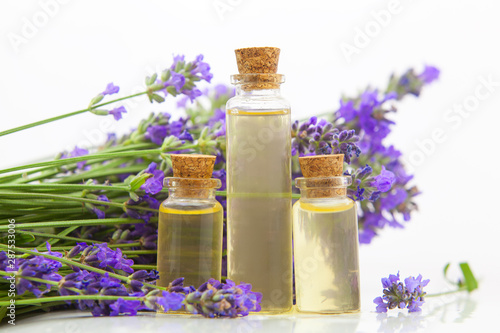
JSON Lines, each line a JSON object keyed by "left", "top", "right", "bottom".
{"left": 226, "top": 74, "right": 293, "bottom": 314}
{"left": 157, "top": 178, "right": 223, "bottom": 289}
{"left": 293, "top": 176, "right": 360, "bottom": 313}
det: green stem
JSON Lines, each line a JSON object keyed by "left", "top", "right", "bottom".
{"left": 0, "top": 295, "right": 145, "bottom": 306}
{"left": 15, "top": 301, "right": 69, "bottom": 316}
{"left": 0, "top": 183, "right": 130, "bottom": 192}
{"left": 0, "top": 149, "right": 162, "bottom": 175}
{"left": 0, "top": 271, "right": 81, "bottom": 295}
{"left": 0, "top": 217, "right": 154, "bottom": 231}
{"left": 426, "top": 287, "right": 467, "bottom": 298}
{"left": 121, "top": 250, "right": 156, "bottom": 255}
{"left": 14, "top": 230, "right": 101, "bottom": 244}
{"left": 38, "top": 225, "right": 79, "bottom": 249}
{"left": 0, "top": 92, "right": 147, "bottom": 138}
{"left": 0, "top": 244, "right": 163, "bottom": 291}
{"left": 131, "top": 264, "right": 157, "bottom": 270}
{"left": 0, "top": 192, "right": 158, "bottom": 213}
{"left": 49, "top": 243, "right": 142, "bottom": 251}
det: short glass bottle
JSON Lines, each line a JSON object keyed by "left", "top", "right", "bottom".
{"left": 156, "top": 177, "right": 223, "bottom": 289}
{"left": 292, "top": 176, "right": 360, "bottom": 313}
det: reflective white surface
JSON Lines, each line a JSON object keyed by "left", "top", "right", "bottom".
{"left": 7, "top": 288, "right": 495, "bottom": 333}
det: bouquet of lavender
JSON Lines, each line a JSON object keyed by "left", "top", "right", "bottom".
{"left": 0, "top": 54, "right": 455, "bottom": 322}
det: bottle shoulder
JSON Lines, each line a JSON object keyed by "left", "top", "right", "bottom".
{"left": 294, "top": 197, "right": 355, "bottom": 213}
{"left": 160, "top": 198, "right": 222, "bottom": 215}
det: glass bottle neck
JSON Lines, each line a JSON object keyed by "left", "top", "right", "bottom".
{"left": 167, "top": 188, "right": 217, "bottom": 200}
{"left": 298, "top": 188, "right": 348, "bottom": 200}
{"left": 234, "top": 86, "right": 282, "bottom": 96}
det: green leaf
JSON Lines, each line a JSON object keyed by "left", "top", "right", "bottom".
{"left": 459, "top": 262, "right": 478, "bottom": 292}
{"left": 151, "top": 93, "right": 165, "bottom": 104}
{"left": 0, "top": 306, "right": 7, "bottom": 324}
{"left": 129, "top": 173, "right": 152, "bottom": 191}
{"left": 0, "top": 232, "right": 36, "bottom": 244}
{"left": 443, "top": 262, "right": 451, "bottom": 277}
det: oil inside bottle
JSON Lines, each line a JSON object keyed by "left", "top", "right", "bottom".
{"left": 226, "top": 109, "right": 293, "bottom": 313}
{"left": 293, "top": 198, "right": 360, "bottom": 313}
{"left": 157, "top": 201, "right": 223, "bottom": 288}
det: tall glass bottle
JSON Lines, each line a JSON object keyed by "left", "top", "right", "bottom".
{"left": 293, "top": 154, "right": 360, "bottom": 313}
{"left": 226, "top": 47, "right": 293, "bottom": 313}
{"left": 157, "top": 154, "right": 223, "bottom": 289}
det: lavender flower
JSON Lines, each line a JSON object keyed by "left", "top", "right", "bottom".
{"left": 374, "top": 272, "right": 429, "bottom": 313}
{"left": 190, "top": 55, "right": 213, "bottom": 83}
{"left": 418, "top": 65, "right": 440, "bottom": 84}
{"left": 102, "top": 83, "right": 120, "bottom": 96}
{"left": 371, "top": 166, "right": 396, "bottom": 192}
{"left": 16, "top": 243, "right": 63, "bottom": 297}
{"left": 109, "top": 106, "right": 127, "bottom": 121}
{"left": 182, "top": 278, "right": 262, "bottom": 318}
{"left": 62, "top": 146, "right": 89, "bottom": 169}
{"left": 72, "top": 243, "right": 135, "bottom": 274}
{"left": 140, "top": 162, "right": 165, "bottom": 195}
{"left": 291, "top": 117, "right": 360, "bottom": 162}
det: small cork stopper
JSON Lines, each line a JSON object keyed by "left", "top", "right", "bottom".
{"left": 170, "top": 154, "right": 217, "bottom": 198}
{"left": 298, "top": 154, "right": 346, "bottom": 198}
{"left": 299, "top": 154, "right": 344, "bottom": 178}
{"left": 235, "top": 47, "right": 280, "bottom": 74}
{"left": 171, "top": 154, "right": 216, "bottom": 179}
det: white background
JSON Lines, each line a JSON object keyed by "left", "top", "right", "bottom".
{"left": 1, "top": 0, "right": 499, "bottom": 332}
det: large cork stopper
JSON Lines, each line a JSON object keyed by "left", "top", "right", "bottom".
{"left": 235, "top": 47, "right": 280, "bottom": 74}
{"left": 169, "top": 154, "right": 217, "bottom": 198}
{"left": 298, "top": 154, "right": 346, "bottom": 198}
{"left": 234, "top": 47, "right": 281, "bottom": 90}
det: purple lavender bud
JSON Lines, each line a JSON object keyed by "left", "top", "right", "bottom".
{"left": 323, "top": 123, "right": 333, "bottom": 132}
{"left": 198, "top": 282, "right": 208, "bottom": 292}
{"left": 323, "top": 132, "right": 334, "bottom": 141}
{"left": 298, "top": 123, "right": 308, "bottom": 131}
{"left": 130, "top": 280, "right": 144, "bottom": 291}
{"left": 130, "top": 270, "right": 149, "bottom": 280}
{"left": 171, "top": 277, "right": 184, "bottom": 287}
{"left": 170, "top": 286, "right": 185, "bottom": 293}
{"left": 186, "top": 291, "right": 202, "bottom": 302}
{"left": 67, "top": 245, "right": 82, "bottom": 258}
{"left": 84, "top": 254, "right": 99, "bottom": 263}
{"left": 339, "top": 130, "right": 348, "bottom": 142}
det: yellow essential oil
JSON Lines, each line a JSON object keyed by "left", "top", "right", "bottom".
{"left": 226, "top": 109, "right": 293, "bottom": 313}
{"left": 293, "top": 199, "right": 360, "bottom": 313}
{"left": 157, "top": 202, "right": 223, "bottom": 288}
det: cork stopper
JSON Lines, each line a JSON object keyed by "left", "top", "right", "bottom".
{"left": 171, "top": 154, "right": 216, "bottom": 178}
{"left": 299, "top": 154, "right": 344, "bottom": 178}
{"left": 298, "top": 154, "right": 346, "bottom": 198}
{"left": 168, "top": 154, "right": 218, "bottom": 198}
{"left": 235, "top": 47, "right": 280, "bottom": 74}
{"left": 233, "top": 47, "right": 282, "bottom": 90}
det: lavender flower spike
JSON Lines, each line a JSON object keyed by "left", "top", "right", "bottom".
{"left": 374, "top": 272, "right": 429, "bottom": 313}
